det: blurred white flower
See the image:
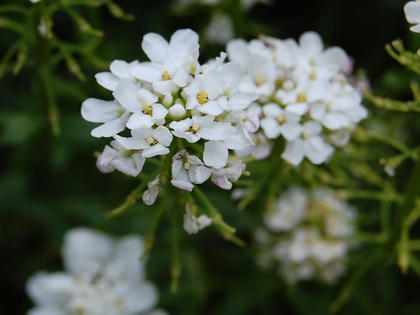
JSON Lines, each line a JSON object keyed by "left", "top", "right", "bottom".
{"left": 205, "top": 14, "right": 234, "bottom": 45}
{"left": 259, "top": 187, "right": 357, "bottom": 284}
{"left": 27, "top": 228, "right": 166, "bottom": 315}
{"left": 404, "top": 1, "right": 420, "bottom": 33}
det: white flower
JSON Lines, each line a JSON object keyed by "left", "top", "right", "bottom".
{"left": 258, "top": 187, "right": 357, "bottom": 284}
{"left": 27, "top": 228, "right": 164, "bottom": 315}
{"left": 282, "top": 121, "right": 334, "bottom": 166}
{"left": 260, "top": 103, "right": 301, "bottom": 140}
{"left": 183, "top": 203, "right": 212, "bottom": 234}
{"left": 130, "top": 29, "right": 199, "bottom": 95}
{"left": 264, "top": 187, "right": 307, "bottom": 232}
{"left": 236, "top": 132, "right": 271, "bottom": 160}
{"left": 96, "top": 140, "right": 145, "bottom": 177}
{"left": 404, "top": 1, "right": 420, "bottom": 33}
{"left": 171, "top": 150, "right": 211, "bottom": 191}
{"left": 211, "top": 160, "right": 246, "bottom": 190}
{"left": 95, "top": 60, "right": 139, "bottom": 92}
{"left": 142, "top": 175, "right": 161, "bottom": 205}
{"left": 115, "top": 126, "right": 173, "bottom": 158}
{"left": 81, "top": 98, "right": 129, "bottom": 138}
{"left": 113, "top": 79, "right": 168, "bottom": 130}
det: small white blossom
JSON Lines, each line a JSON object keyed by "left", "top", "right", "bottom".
{"left": 205, "top": 14, "right": 234, "bottom": 44}
{"left": 183, "top": 203, "right": 212, "bottom": 234}
{"left": 142, "top": 175, "right": 161, "bottom": 206}
{"left": 404, "top": 1, "right": 420, "bottom": 33}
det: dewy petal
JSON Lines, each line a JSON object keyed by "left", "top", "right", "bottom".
{"left": 203, "top": 141, "right": 228, "bottom": 169}
{"left": 95, "top": 72, "right": 119, "bottom": 91}
{"left": 151, "top": 103, "right": 168, "bottom": 120}
{"left": 113, "top": 79, "right": 140, "bottom": 112}
{"left": 143, "top": 143, "right": 169, "bottom": 158}
{"left": 126, "top": 112, "right": 154, "bottom": 129}
{"left": 304, "top": 136, "right": 334, "bottom": 164}
{"left": 281, "top": 122, "right": 302, "bottom": 141}
{"left": 282, "top": 139, "right": 305, "bottom": 166}
{"left": 299, "top": 31, "right": 323, "bottom": 55}
{"left": 142, "top": 33, "right": 169, "bottom": 63}
{"left": 81, "top": 98, "right": 121, "bottom": 123}
{"left": 110, "top": 60, "right": 132, "bottom": 79}
{"left": 91, "top": 115, "right": 127, "bottom": 138}
{"left": 153, "top": 126, "right": 173, "bottom": 146}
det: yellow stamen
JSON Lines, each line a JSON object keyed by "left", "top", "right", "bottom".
{"left": 296, "top": 92, "right": 307, "bottom": 103}
{"left": 309, "top": 70, "right": 317, "bottom": 80}
{"left": 276, "top": 115, "right": 285, "bottom": 124}
{"left": 197, "top": 91, "right": 209, "bottom": 105}
{"left": 254, "top": 73, "right": 267, "bottom": 86}
{"left": 188, "top": 123, "right": 199, "bottom": 133}
{"left": 162, "top": 70, "right": 171, "bottom": 81}
{"left": 147, "top": 137, "right": 158, "bottom": 145}
{"left": 141, "top": 101, "right": 152, "bottom": 115}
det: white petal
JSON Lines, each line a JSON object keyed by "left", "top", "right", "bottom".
{"left": 303, "top": 121, "right": 322, "bottom": 135}
{"left": 142, "top": 144, "right": 169, "bottom": 157}
{"left": 112, "top": 152, "right": 145, "bottom": 177}
{"left": 322, "top": 47, "right": 349, "bottom": 72}
{"left": 282, "top": 139, "right": 305, "bottom": 166}
{"left": 91, "top": 116, "right": 126, "bottom": 138}
{"left": 142, "top": 33, "right": 169, "bottom": 63}
{"left": 304, "top": 136, "right": 334, "bottom": 164}
{"left": 171, "top": 179, "right": 194, "bottom": 191}
{"left": 211, "top": 174, "right": 232, "bottom": 190}
{"left": 129, "top": 63, "right": 161, "bottom": 82}
{"left": 228, "top": 92, "right": 258, "bottom": 111}
{"left": 310, "top": 102, "right": 326, "bottom": 121}
{"left": 281, "top": 122, "right": 302, "bottom": 141}
{"left": 405, "top": 1, "right": 420, "bottom": 24}
{"left": 114, "top": 135, "right": 148, "bottom": 150}
{"left": 169, "top": 29, "right": 199, "bottom": 60}
{"left": 261, "top": 117, "right": 281, "bottom": 139}
{"left": 123, "top": 283, "right": 158, "bottom": 313}
{"left": 226, "top": 39, "right": 249, "bottom": 65}
{"left": 151, "top": 103, "right": 168, "bottom": 120}
{"left": 299, "top": 31, "right": 323, "bottom": 55}
{"left": 95, "top": 72, "right": 119, "bottom": 91}
{"left": 153, "top": 80, "right": 177, "bottom": 95}
{"left": 110, "top": 60, "right": 132, "bottom": 78}
{"left": 286, "top": 103, "right": 309, "bottom": 116}
{"left": 81, "top": 98, "right": 120, "bottom": 123}
{"left": 197, "top": 122, "right": 233, "bottom": 141}
{"left": 137, "top": 88, "right": 158, "bottom": 104}
{"left": 126, "top": 112, "right": 154, "bottom": 129}
{"left": 203, "top": 141, "right": 228, "bottom": 169}
{"left": 113, "top": 79, "right": 140, "bottom": 112}
{"left": 153, "top": 126, "right": 173, "bottom": 146}
{"left": 323, "top": 112, "right": 350, "bottom": 130}
{"left": 199, "top": 100, "right": 223, "bottom": 116}
{"left": 172, "top": 69, "right": 189, "bottom": 87}
{"left": 189, "top": 165, "right": 211, "bottom": 184}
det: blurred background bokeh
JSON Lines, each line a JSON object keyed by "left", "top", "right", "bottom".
{"left": 1, "top": 0, "right": 419, "bottom": 314}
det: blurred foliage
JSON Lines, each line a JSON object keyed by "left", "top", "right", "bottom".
{"left": 1, "top": 0, "right": 420, "bottom": 314}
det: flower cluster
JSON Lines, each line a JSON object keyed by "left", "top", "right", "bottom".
{"left": 404, "top": 1, "right": 420, "bottom": 33}
{"left": 82, "top": 29, "right": 259, "bottom": 203}
{"left": 27, "top": 228, "right": 167, "bottom": 315}
{"left": 227, "top": 32, "right": 367, "bottom": 165}
{"left": 256, "top": 187, "right": 357, "bottom": 284}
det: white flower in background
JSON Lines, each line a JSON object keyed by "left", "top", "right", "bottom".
{"left": 257, "top": 187, "right": 357, "bottom": 284}
{"left": 96, "top": 140, "right": 145, "bottom": 177}
{"left": 404, "top": 1, "right": 420, "bottom": 33}
{"left": 264, "top": 186, "right": 307, "bottom": 232}
{"left": 27, "top": 228, "right": 167, "bottom": 315}
{"left": 183, "top": 203, "right": 212, "bottom": 234}
{"left": 227, "top": 31, "right": 367, "bottom": 166}
{"left": 205, "top": 14, "right": 234, "bottom": 44}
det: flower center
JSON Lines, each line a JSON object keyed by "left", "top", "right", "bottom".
{"left": 296, "top": 92, "right": 307, "bottom": 103}
{"left": 254, "top": 73, "right": 267, "bottom": 86}
{"left": 146, "top": 137, "right": 158, "bottom": 145}
{"left": 162, "top": 70, "right": 172, "bottom": 81}
{"left": 188, "top": 123, "right": 199, "bottom": 133}
{"left": 309, "top": 69, "right": 317, "bottom": 80}
{"left": 302, "top": 131, "right": 309, "bottom": 140}
{"left": 141, "top": 101, "right": 152, "bottom": 115}
{"left": 197, "top": 91, "right": 209, "bottom": 105}
{"left": 115, "top": 109, "right": 125, "bottom": 115}
{"left": 276, "top": 115, "right": 285, "bottom": 124}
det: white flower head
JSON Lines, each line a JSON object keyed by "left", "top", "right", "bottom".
{"left": 27, "top": 228, "right": 164, "bottom": 315}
